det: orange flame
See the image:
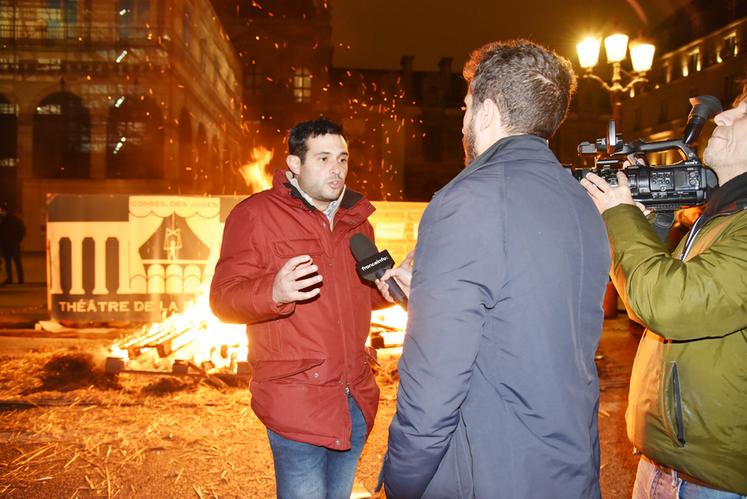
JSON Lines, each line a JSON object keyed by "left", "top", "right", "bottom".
{"left": 239, "top": 146, "right": 274, "bottom": 193}
{"left": 110, "top": 298, "right": 408, "bottom": 374}
{"left": 110, "top": 283, "right": 247, "bottom": 373}
{"left": 369, "top": 305, "right": 408, "bottom": 354}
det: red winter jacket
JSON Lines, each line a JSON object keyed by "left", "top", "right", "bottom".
{"left": 210, "top": 170, "right": 384, "bottom": 450}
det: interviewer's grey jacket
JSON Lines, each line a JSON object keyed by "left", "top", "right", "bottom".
{"left": 381, "top": 135, "right": 610, "bottom": 498}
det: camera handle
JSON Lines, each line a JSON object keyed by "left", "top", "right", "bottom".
{"left": 616, "top": 139, "right": 699, "bottom": 163}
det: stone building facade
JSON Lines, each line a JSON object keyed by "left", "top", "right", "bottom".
{"left": 0, "top": 0, "right": 244, "bottom": 251}
{"left": 621, "top": 0, "right": 747, "bottom": 165}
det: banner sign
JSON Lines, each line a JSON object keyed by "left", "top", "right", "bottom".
{"left": 47, "top": 195, "right": 426, "bottom": 322}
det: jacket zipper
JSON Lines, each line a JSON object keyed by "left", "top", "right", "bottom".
{"left": 680, "top": 209, "right": 744, "bottom": 260}
{"left": 319, "top": 213, "right": 352, "bottom": 397}
{"left": 671, "top": 363, "right": 685, "bottom": 446}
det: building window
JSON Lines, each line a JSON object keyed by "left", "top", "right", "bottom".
{"left": 293, "top": 67, "right": 312, "bottom": 103}
{"left": 177, "top": 108, "right": 194, "bottom": 189}
{"left": 45, "top": 0, "right": 77, "bottom": 38}
{"left": 6, "top": 0, "right": 78, "bottom": 40}
{"left": 36, "top": 57, "right": 62, "bottom": 71}
{"left": 245, "top": 62, "right": 262, "bottom": 95}
{"left": 194, "top": 124, "right": 208, "bottom": 187}
{"left": 0, "top": 1, "right": 13, "bottom": 40}
{"left": 0, "top": 95, "right": 18, "bottom": 208}
{"left": 0, "top": 55, "right": 18, "bottom": 72}
{"left": 662, "top": 61, "right": 672, "bottom": 84}
{"left": 33, "top": 92, "right": 90, "bottom": 178}
{"left": 723, "top": 32, "right": 738, "bottom": 60}
{"left": 106, "top": 96, "right": 164, "bottom": 179}
{"left": 683, "top": 48, "right": 701, "bottom": 77}
{"left": 117, "top": 0, "right": 150, "bottom": 40}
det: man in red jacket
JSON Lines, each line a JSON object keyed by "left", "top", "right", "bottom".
{"left": 210, "top": 118, "right": 385, "bottom": 499}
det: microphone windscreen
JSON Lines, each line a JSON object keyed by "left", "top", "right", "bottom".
{"left": 684, "top": 95, "right": 722, "bottom": 144}
{"left": 688, "top": 95, "right": 722, "bottom": 120}
{"left": 350, "top": 233, "right": 378, "bottom": 262}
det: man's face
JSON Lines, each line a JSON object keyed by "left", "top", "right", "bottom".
{"left": 462, "top": 93, "right": 478, "bottom": 166}
{"left": 291, "top": 134, "right": 349, "bottom": 210}
{"left": 703, "top": 98, "right": 747, "bottom": 175}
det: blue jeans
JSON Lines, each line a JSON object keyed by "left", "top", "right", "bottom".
{"left": 266, "top": 395, "right": 367, "bottom": 499}
{"left": 633, "top": 456, "right": 747, "bottom": 499}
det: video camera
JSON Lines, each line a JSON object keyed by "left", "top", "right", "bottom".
{"left": 571, "top": 95, "right": 722, "bottom": 212}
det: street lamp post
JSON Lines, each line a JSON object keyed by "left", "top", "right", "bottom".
{"left": 576, "top": 34, "right": 655, "bottom": 319}
{"left": 576, "top": 34, "right": 656, "bottom": 127}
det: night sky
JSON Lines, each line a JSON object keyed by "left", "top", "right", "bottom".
{"left": 331, "top": 0, "right": 693, "bottom": 71}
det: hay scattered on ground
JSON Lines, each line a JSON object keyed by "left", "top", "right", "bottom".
{"left": 141, "top": 376, "right": 197, "bottom": 395}
{"left": 33, "top": 353, "right": 121, "bottom": 393}
{"left": 0, "top": 345, "right": 398, "bottom": 497}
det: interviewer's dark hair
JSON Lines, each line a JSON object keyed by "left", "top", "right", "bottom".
{"left": 463, "top": 39, "right": 577, "bottom": 139}
{"left": 288, "top": 117, "right": 345, "bottom": 162}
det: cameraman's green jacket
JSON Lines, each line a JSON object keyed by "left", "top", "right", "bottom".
{"left": 603, "top": 177, "right": 747, "bottom": 495}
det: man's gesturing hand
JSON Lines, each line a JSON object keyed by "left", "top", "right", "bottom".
{"left": 272, "top": 255, "right": 323, "bottom": 305}
{"left": 580, "top": 171, "right": 636, "bottom": 214}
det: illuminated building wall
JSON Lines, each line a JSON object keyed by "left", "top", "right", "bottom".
{"left": 0, "top": 0, "right": 245, "bottom": 251}
{"left": 621, "top": 1, "right": 747, "bottom": 166}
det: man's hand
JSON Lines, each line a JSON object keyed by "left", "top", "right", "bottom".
{"left": 580, "top": 171, "right": 637, "bottom": 214}
{"left": 272, "top": 255, "right": 322, "bottom": 305}
{"left": 376, "top": 251, "right": 414, "bottom": 302}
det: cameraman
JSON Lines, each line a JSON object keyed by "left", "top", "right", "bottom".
{"left": 581, "top": 87, "right": 747, "bottom": 498}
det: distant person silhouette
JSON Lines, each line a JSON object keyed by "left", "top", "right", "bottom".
{"left": 0, "top": 204, "right": 26, "bottom": 285}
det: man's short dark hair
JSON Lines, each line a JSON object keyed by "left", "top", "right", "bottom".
{"left": 463, "top": 39, "right": 577, "bottom": 139}
{"left": 288, "top": 117, "right": 345, "bottom": 162}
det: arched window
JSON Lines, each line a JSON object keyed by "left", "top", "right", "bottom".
{"left": 0, "top": 95, "right": 17, "bottom": 167}
{"left": 293, "top": 66, "right": 312, "bottom": 103}
{"left": 33, "top": 92, "right": 90, "bottom": 178}
{"left": 106, "top": 95, "right": 164, "bottom": 178}
{"left": 0, "top": 95, "right": 18, "bottom": 208}
{"left": 177, "top": 108, "right": 193, "bottom": 189}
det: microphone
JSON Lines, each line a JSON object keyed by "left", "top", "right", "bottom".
{"left": 683, "top": 95, "right": 722, "bottom": 145}
{"left": 349, "top": 233, "right": 408, "bottom": 309}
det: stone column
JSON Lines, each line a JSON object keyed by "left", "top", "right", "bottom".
{"left": 93, "top": 235, "right": 108, "bottom": 294}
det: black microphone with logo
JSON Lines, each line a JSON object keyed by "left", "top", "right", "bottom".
{"left": 349, "top": 233, "right": 408, "bottom": 309}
